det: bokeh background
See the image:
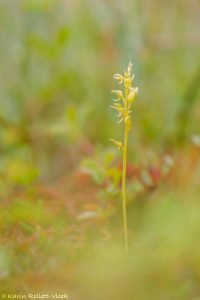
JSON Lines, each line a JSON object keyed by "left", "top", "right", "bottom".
{"left": 0, "top": 0, "right": 200, "bottom": 298}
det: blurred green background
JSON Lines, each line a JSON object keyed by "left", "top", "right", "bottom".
{"left": 0, "top": 0, "right": 200, "bottom": 190}
{"left": 0, "top": 0, "right": 200, "bottom": 297}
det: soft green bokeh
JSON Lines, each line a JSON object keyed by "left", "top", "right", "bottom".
{"left": 0, "top": 0, "right": 199, "bottom": 186}
{"left": 0, "top": 0, "right": 200, "bottom": 297}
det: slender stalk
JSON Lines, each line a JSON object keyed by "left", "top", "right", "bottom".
{"left": 122, "top": 125, "right": 129, "bottom": 252}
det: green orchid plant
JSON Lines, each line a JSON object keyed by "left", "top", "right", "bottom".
{"left": 110, "top": 61, "right": 138, "bottom": 251}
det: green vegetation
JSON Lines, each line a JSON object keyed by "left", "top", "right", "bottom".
{"left": 0, "top": 0, "right": 200, "bottom": 298}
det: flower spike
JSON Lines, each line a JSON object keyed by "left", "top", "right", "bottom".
{"left": 109, "top": 60, "right": 139, "bottom": 252}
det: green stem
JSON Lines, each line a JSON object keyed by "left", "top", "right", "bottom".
{"left": 122, "top": 124, "right": 129, "bottom": 252}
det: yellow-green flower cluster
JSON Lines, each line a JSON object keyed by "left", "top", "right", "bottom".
{"left": 111, "top": 61, "right": 138, "bottom": 130}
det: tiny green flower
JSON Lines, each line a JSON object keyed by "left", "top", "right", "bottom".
{"left": 113, "top": 74, "right": 124, "bottom": 84}
{"left": 128, "top": 87, "right": 138, "bottom": 104}
{"left": 109, "top": 138, "right": 123, "bottom": 151}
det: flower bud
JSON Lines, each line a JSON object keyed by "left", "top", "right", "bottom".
{"left": 128, "top": 87, "right": 138, "bottom": 103}
{"left": 127, "top": 61, "right": 133, "bottom": 74}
